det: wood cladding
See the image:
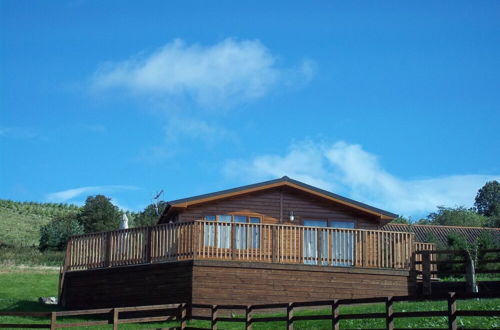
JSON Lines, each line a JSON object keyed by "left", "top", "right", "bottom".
{"left": 174, "top": 187, "right": 381, "bottom": 229}
{"left": 62, "top": 262, "right": 193, "bottom": 310}
{"left": 62, "top": 260, "right": 414, "bottom": 310}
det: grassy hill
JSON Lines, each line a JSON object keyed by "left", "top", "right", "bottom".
{"left": 0, "top": 200, "right": 81, "bottom": 266}
{"left": 0, "top": 200, "right": 80, "bottom": 248}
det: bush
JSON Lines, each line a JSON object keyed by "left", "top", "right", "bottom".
{"left": 39, "top": 215, "right": 83, "bottom": 251}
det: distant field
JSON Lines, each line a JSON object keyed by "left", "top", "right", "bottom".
{"left": 0, "top": 268, "right": 499, "bottom": 329}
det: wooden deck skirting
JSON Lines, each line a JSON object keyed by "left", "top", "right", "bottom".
{"left": 64, "top": 221, "right": 416, "bottom": 273}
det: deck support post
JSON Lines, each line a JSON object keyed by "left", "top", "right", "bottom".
{"left": 331, "top": 299, "right": 340, "bottom": 330}
{"left": 447, "top": 292, "right": 457, "bottom": 330}
{"left": 287, "top": 302, "right": 294, "bottom": 330}
{"left": 385, "top": 296, "right": 394, "bottom": 330}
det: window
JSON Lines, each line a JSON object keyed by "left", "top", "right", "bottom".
{"left": 203, "top": 215, "right": 261, "bottom": 249}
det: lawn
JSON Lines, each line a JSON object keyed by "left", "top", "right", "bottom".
{"left": 0, "top": 268, "right": 499, "bottom": 329}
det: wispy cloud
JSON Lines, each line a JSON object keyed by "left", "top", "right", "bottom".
{"left": 0, "top": 126, "right": 39, "bottom": 139}
{"left": 224, "top": 141, "right": 500, "bottom": 218}
{"left": 46, "top": 185, "right": 138, "bottom": 203}
{"left": 91, "top": 38, "right": 315, "bottom": 108}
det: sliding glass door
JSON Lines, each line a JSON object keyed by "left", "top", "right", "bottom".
{"left": 303, "top": 220, "right": 328, "bottom": 265}
{"left": 330, "top": 221, "right": 354, "bottom": 266}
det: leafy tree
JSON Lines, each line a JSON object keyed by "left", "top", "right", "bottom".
{"left": 39, "top": 215, "right": 84, "bottom": 251}
{"left": 133, "top": 202, "right": 168, "bottom": 227}
{"left": 77, "top": 195, "right": 121, "bottom": 233}
{"left": 391, "top": 216, "right": 410, "bottom": 224}
{"left": 474, "top": 180, "right": 500, "bottom": 217}
{"left": 424, "top": 206, "right": 487, "bottom": 227}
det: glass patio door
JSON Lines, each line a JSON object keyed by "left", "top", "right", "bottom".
{"left": 303, "top": 220, "right": 328, "bottom": 265}
{"left": 330, "top": 221, "right": 355, "bottom": 266}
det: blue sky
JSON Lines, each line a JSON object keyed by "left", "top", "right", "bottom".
{"left": 1, "top": 0, "right": 499, "bottom": 219}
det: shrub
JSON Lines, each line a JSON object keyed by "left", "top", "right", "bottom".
{"left": 39, "top": 215, "right": 84, "bottom": 251}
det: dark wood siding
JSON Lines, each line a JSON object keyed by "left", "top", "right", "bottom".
{"left": 62, "top": 260, "right": 414, "bottom": 309}
{"left": 62, "top": 262, "right": 193, "bottom": 310}
{"left": 192, "top": 261, "right": 413, "bottom": 305}
{"left": 176, "top": 187, "right": 381, "bottom": 229}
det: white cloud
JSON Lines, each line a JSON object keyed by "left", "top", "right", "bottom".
{"left": 91, "top": 38, "right": 315, "bottom": 108}
{"left": 163, "top": 116, "right": 232, "bottom": 143}
{"left": 0, "top": 127, "right": 38, "bottom": 139}
{"left": 46, "top": 185, "right": 138, "bottom": 203}
{"left": 224, "top": 141, "right": 500, "bottom": 218}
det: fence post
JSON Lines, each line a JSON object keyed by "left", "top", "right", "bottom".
{"left": 180, "top": 303, "right": 187, "bottom": 330}
{"left": 105, "top": 232, "right": 112, "bottom": 267}
{"left": 385, "top": 296, "right": 394, "bottom": 330}
{"left": 50, "top": 312, "right": 57, "bottom": 330}
{"left": 287, "top": 302, "right": 294, "bottom": 330}
{"left": 245, "top": 305, "right": 253, "bottom": 330}
{"left": 447, "top": 292, "right": 457, "bottom": 330}
{"left": 332, "top": 299, "right": 340, "bottom": 330}
{"left": 422, "top": 251, "right": 431, "bottom": 295}
{"left": 112, "top": 308, "right": 119, "bottom": 330}
{"left": 211, "top": 304, "right": 218, "bottom": 330}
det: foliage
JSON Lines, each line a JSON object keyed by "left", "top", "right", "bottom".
{"left": 423, "top": 206, "right": 488, "bottom": 227}
{"left": 391, "top": 216, "right": 410, "bottom": 224}
{"left": 474, "top": 180, "right": 500, "bottom": 217}
{"left": 39, "top": 215, "right": 84, "bottom": 251}
{"left": 0, "top": 246, "right": 64, "bottom": 267}
{"left": 77, "top": 195, "right": 122, "bottom": 233}
{"left": 133, "top": 201, "right": 168, "bottom": 227}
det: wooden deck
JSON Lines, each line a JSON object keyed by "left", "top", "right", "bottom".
{"left": 64, "top": 221, "right": 417, "bottom": 272}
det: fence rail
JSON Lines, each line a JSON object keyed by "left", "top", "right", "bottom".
{"left": 2, "top": 292, "right": 498, "bottom": 330}
{"left": 65, "top": 221, "right": 415, "bottom": 272}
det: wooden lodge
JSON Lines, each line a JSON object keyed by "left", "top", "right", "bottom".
{"left": 60, "top": 177, "right": 429, "bottom": 309}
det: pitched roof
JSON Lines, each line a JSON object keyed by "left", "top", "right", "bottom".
{"left": 163, "top": 176, "right": 397, "bottom": 220}
{"left": 382, "top": 223, "right": 500, "bottom": 246}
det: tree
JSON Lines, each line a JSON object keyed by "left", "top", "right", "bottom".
{"left": 133, "top": 202, "right": 168, "bottom": 227}
{"left": 474, "top": 180, "right": 500, "bottom": 217}
{"left": 425, "top": 206, "right": 487, "bottom": 227}
{"left": 77, "top": 195, "right": 121, "bottom": 233}
{"left": 39, "top": 215, "right": 84, "bottom": 251}
{"left": 391, "top": 216, "right": 410, "bottom": 224}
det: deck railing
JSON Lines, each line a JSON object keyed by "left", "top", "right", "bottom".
{"left": 65, "top": 221, "right": 416, "bottom": 272}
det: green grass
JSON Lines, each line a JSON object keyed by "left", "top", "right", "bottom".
{"left": 1, "top": 269, "right": 499, "bottom": 329}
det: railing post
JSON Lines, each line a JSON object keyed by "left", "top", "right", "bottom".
{"left": 272, "top": 226, "right": 278, "bottom": 263}
{"left": 50, "top": 312, "right": 57, "bottom": 330}
{"left": 331, "top": 299, "right": 340, "bottom": 330}
{"left": 385, "top": 296, "right": 394, "bottom": 330}
{"left": 362, "top": 231, "right": 367, "bottom": 267}
{"left": 104, "top": 232, "right": 112, "bottom": 268}
{"left": 180, "top": 303, "right": 187, "bottom": 330}
{"left": 245, "top": 305, "right": 253, "bottom": 330}
{"left": 211, "top": 304, "right": 218, "bottom": 330}
{"left": 317, "top": 229, "right": 323, "bottom": 265}
{"left": 447, "top": 292, "right": 457, "bottom": 330}
{"left": 145, "top": 227, "right": 152, "bottom": 263}
{"left": 422, "top": 251, "right": 431, "bottom": 295}
{"left": 231, "top": 223, "right": 236, "bottom": 260}
{"left": 287, "top": 302, "right": 294, "bottom": 330}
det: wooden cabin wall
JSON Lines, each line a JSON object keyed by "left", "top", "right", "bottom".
{"left": 192, "top": 261, "right": 414, "bottom": 305}
{"left": 176, "top": 187, "right": 381, "bottom": 229}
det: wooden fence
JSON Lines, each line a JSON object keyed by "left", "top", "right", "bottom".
{"left": 64, "top": 221, "right": 415, "bottom": 272}
{"left": 1, "top": 292, "right": 498, "bottom": 330}
{"left": 415, "top": 249, "right": 500, "bottom": 295}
